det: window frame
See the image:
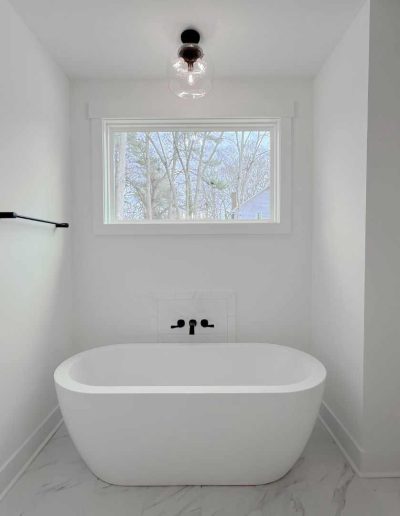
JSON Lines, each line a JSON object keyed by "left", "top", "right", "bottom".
{"left": 92, "top": 117, "right": 292, "bottom": 235}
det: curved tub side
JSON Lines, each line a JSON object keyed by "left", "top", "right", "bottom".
{"left": 55, "top": 381, "right": 325, "bottom": 485}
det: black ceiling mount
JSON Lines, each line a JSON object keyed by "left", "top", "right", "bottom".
{"left": 178, "top": 44, "right": 203, "bottom": 70}
{"left": 181, "top": 29, "right": 200, "bottom": 44}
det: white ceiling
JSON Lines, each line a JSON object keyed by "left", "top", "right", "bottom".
{"left": 10, "top": 0, "right": 365, "bottom": 79}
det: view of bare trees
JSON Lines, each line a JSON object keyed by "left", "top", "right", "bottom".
{"left": 112, "top": 130, "right": 271, "bottom": 221}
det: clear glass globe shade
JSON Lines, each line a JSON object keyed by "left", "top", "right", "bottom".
{"left": 168, "top": 53, "right": 212, "bottom": 100}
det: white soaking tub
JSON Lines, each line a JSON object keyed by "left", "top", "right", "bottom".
{"left": 54, "top": 343, "right": 326, "bottom": 486}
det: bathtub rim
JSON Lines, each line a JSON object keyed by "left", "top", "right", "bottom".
{"left": 54, "top": 343, "right": 326, "bottom": 395}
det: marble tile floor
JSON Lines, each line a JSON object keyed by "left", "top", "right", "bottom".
{"left": 1, "top": 421, "right": 400, "bottom": 516}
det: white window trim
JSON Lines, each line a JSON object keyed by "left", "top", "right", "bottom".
{"left": 91, "top": 117, "right": 292, "bottom": 235}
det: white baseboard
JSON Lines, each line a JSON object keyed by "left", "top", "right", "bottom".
{"left": 0, "top": 406, "right": 62, "bottom": 501}
{"left": 319, "top": 402, "right": 400, "bottom": 478}
{"left": 319, "top": 401, "right": 363, "bottom": 475}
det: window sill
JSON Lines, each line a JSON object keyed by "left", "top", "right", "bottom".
{"left": 94, "top": 220, "right": 291, "bottom": 236}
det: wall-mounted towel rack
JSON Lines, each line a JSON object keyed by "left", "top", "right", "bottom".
{"left": 0, "top": 212, "right": 69, "bottom": 228}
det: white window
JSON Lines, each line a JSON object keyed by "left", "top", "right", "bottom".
{"left": 93, "top": 118, "right": 292, "bottom": 235}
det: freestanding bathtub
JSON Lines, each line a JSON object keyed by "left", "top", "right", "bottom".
{"left": 54, "top": 343, "right": 326, "bottom": 485}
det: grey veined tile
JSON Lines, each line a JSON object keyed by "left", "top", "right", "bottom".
{"left": 141, "top": 486, "right": 202, "bottom": 516}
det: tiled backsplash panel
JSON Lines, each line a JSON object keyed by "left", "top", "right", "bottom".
{"left": 156, "top": 291, "right": 236, "bottom": 343}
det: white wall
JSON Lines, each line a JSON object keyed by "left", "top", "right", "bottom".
{"left": 313, "top": 0, "right": 400, "bottom": 475}
{"left": 312, "top": 0, "right": 370, "bottom": 456}
{"left": 0, "top": 0, "right": 72, "bottom": 492}
{"left": 363, "top": 0, "right": 400, "bottom": 473}
{"left": 71, "top": 78, "right": 313, "bottom": 351}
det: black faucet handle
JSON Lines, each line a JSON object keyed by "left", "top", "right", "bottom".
{"left": 171, "top": 319, "right": 185, "bottom": 329}
{"left": 201, "top": 319, "right": 215, "bottom": 328}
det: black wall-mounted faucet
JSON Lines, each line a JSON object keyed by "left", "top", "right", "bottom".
{"left": 171, "top": 318, "right": 215, "bottom": 336}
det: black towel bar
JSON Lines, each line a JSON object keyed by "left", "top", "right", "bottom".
{"left": 0, "top": 212, "right": 69, "bottom": 228}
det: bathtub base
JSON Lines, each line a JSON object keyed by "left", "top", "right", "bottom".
{"left": 93, "top": 468, "right": 292, "bottom": 487}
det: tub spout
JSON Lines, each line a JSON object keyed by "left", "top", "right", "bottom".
{"left": 188, "top": 319, "right": 197, "bottom": 335}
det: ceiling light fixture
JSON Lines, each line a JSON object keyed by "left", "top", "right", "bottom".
{"left": 168, "top": 28, "right": 212, "bottom": 100}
